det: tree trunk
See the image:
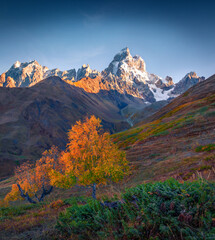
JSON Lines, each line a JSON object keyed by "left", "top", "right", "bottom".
{"left": 17, "top": 184, "right": 53, "bottom": 204}
{"left": 39, "top": 186, "right": 53, "bottom": 202}
{"left": 17, "top": 184, "right": 36, "bottom": 204}
{"left": 92, "top": 183, "right": 96, "bottom": 200}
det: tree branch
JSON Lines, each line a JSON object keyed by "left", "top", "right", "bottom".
{"left": 39, "top": 186, "right": 53, "bottom": 202}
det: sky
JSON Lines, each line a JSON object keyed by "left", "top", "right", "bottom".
{"left": 1, "top": 0, "right": 215, "bottom": 82}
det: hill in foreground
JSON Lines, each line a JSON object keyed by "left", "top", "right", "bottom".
{"left": 113, "top": 74, "right": 215, "bottom": 184}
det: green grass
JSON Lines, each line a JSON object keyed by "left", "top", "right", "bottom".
{"left": 113, "top": 115, "right": 195, "bottom": 148}
{"left": 0, "top": 203, "right": 42, "bottom": 221}
{"left": 195, "top": 144, "right": 215, "bottom": 152}
{"left": 152, "top": 130, "right": 169, "bottom": 137}
{"left": 196, "top": 106, "right": 209, "bottom": 115}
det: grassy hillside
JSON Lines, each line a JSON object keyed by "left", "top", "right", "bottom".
{"left": 112, "top": 74, "right": 215, "bottom": 184}
{"left": 0, "top": 75, "right": 215, "bottom": 239}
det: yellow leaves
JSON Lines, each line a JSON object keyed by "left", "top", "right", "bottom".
{"left": 6, "top": 115, "right": 129, "bottom": 203}
{"left": 51, "top": 115, "right": 129, "bottom": 188}
{"left": 148, "top": 192, "right": 154, "bottom": 195}
{"left": 4, "top": 184, "right": 22, "bottom": 202}
{"left": 49, "top": 170, "right": 76, "bottom": 189}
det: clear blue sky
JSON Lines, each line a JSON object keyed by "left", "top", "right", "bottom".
{"left": 1, "top": 0, "right": 215, "bottom": 82}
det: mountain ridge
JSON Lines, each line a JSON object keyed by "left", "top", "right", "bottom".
{"left": 0, "top": 48, "right": 205, "bottom": 105}
{"left": 0, "top": 48, "right": 208, "bottom": 179}
{"left": 0, "top": 75, "right": 146, "bottom": 178}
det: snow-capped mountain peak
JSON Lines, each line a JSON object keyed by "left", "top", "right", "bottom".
{"left": 105, "top": 48, "right": 146, "bottom": 78}
{"left": 0, "top": 48, "right": 205, "bottom": 104}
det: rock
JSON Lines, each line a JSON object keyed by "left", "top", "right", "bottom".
{"left": 0, "top": 61, "right": 77, "bottom": 87}
{"left": 171, "top": 72, "right": 205, "bottom": 95}
{"left": 165, "top": 76, "right": 174, "bottom": 86}
{"left": 77, "top": 64, "right": 100, "bottom": 80}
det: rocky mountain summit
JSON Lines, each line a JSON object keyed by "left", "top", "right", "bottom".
{"left": 102, "top": 47, "right": 175, "bottom": 102}
{"left": 0, "top": 60, "right": 49, "bottom": 87}
{"left": 171, "top": 72, "right": 205, "bottom": 95}
{"left": 0, "top": 61, "right": 99, "bottom": 88}
{"left": 0, "top": 48, "right": 209, "bottom": 176}
{"left": 102, "top": 48, "right": 205, "bottom": 103}
{"left": 0, "top": 48, "right": 205, "bottom": 104}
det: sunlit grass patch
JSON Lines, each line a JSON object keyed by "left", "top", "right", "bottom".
{"left": 195, "top": 144, "right": 215, "bottom": 152}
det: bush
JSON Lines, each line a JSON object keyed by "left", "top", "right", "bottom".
{"left": 205, "top": 111, "right": 215, "bottom": 117}
{"left": 57, "top": 179, "right": 215, "bottom": 239}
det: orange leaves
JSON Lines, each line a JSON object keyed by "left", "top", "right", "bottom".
{"left": 6, "top": 115, "right": 129, "bottom": 202}
{"left": 5, "top": 146, "right": 60, "bottom": 203}
{"left": 14, "top": 162, "right": 38, "bottom": 196}
{"left": 51, "top": 115, "right": 129, "bottom": 188}
{"left": 5, "top": 184, "right": 22, "bottom": 202}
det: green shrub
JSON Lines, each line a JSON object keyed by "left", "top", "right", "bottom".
{"left": 196, "top": 106, "right": 209, "bottom": 115}
{"left": 205, "top": 111, "right": 215, "bottom": 117}
{"left": 57, "top": 179, "right": 215, "bottom": 239}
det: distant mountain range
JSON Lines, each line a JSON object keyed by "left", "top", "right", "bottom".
{"left": 0, "top": 48, "right": 206, "bottom": 178}
{"left": 0, "top": 47, "right": 204, "bottom": 102}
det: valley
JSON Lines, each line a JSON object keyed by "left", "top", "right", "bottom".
{"left": 0, "top": 48, "right": 205, "bottom": 178}
{"left": 0, "top": 49, "right": 214, "bottom": 240}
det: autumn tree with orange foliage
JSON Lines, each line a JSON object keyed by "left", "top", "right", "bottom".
{"left": 5, "top": 146, "right": 60, "bottom": 203}
{"left": 50, "top": 115, "right": 129, "bottom": 199}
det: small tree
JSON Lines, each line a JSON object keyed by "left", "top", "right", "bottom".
{"left": 50, "top": 115, "right": 129, "bottom": 199}
{"left": 5, "top": 146, "right": 60, "bottom": 203}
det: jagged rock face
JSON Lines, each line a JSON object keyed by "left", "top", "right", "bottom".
{"left": 171, "top": 72, "right": 205, "bottom": 95}
{"left": 103, "top": 48, "right": 175, "bottom": 102}
{"left": 77, "top": 64, "right": 100, "bottom": 81}
{"left": 105, "top": 47, "right": 147, "bottom": 78}
{"left": 44, "top": 68, "right": 76, "bottom": 82}
{"left": 0, "top": 61, "right": 99, "bottom": 87}
{"left": 165, "top": 76, "right": 174, "bottom": 86}
{"left": 0, "top": 61, "right": 48, "bottom": 87}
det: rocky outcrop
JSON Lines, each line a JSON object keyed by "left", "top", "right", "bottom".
{"left": 171, "top": 72, "right": 205, "bottom": 95}
{"left": 102, "top": 47, "right": 176, "bottom": 102}
{"left": 77, "top": 64, "right": 100, "bottom": 80}
{"left": 0, "top": 59, "right": 101, "bottom": 87}
{"left": 0, "top": 60, "right": 49, "bottom": 87}
{"left": 44, "top": 68, "right": 77, "bottom": 82}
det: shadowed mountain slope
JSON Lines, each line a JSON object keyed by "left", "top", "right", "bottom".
{"left": 0, "top": 76, "right": 145, "bottom": 178}
{"left": 113, "top": 74, "right": 215, "bottom": 185}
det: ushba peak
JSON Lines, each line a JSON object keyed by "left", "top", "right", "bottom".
{"left": 104, "top": 47, "right": 147, "bottom": 77}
